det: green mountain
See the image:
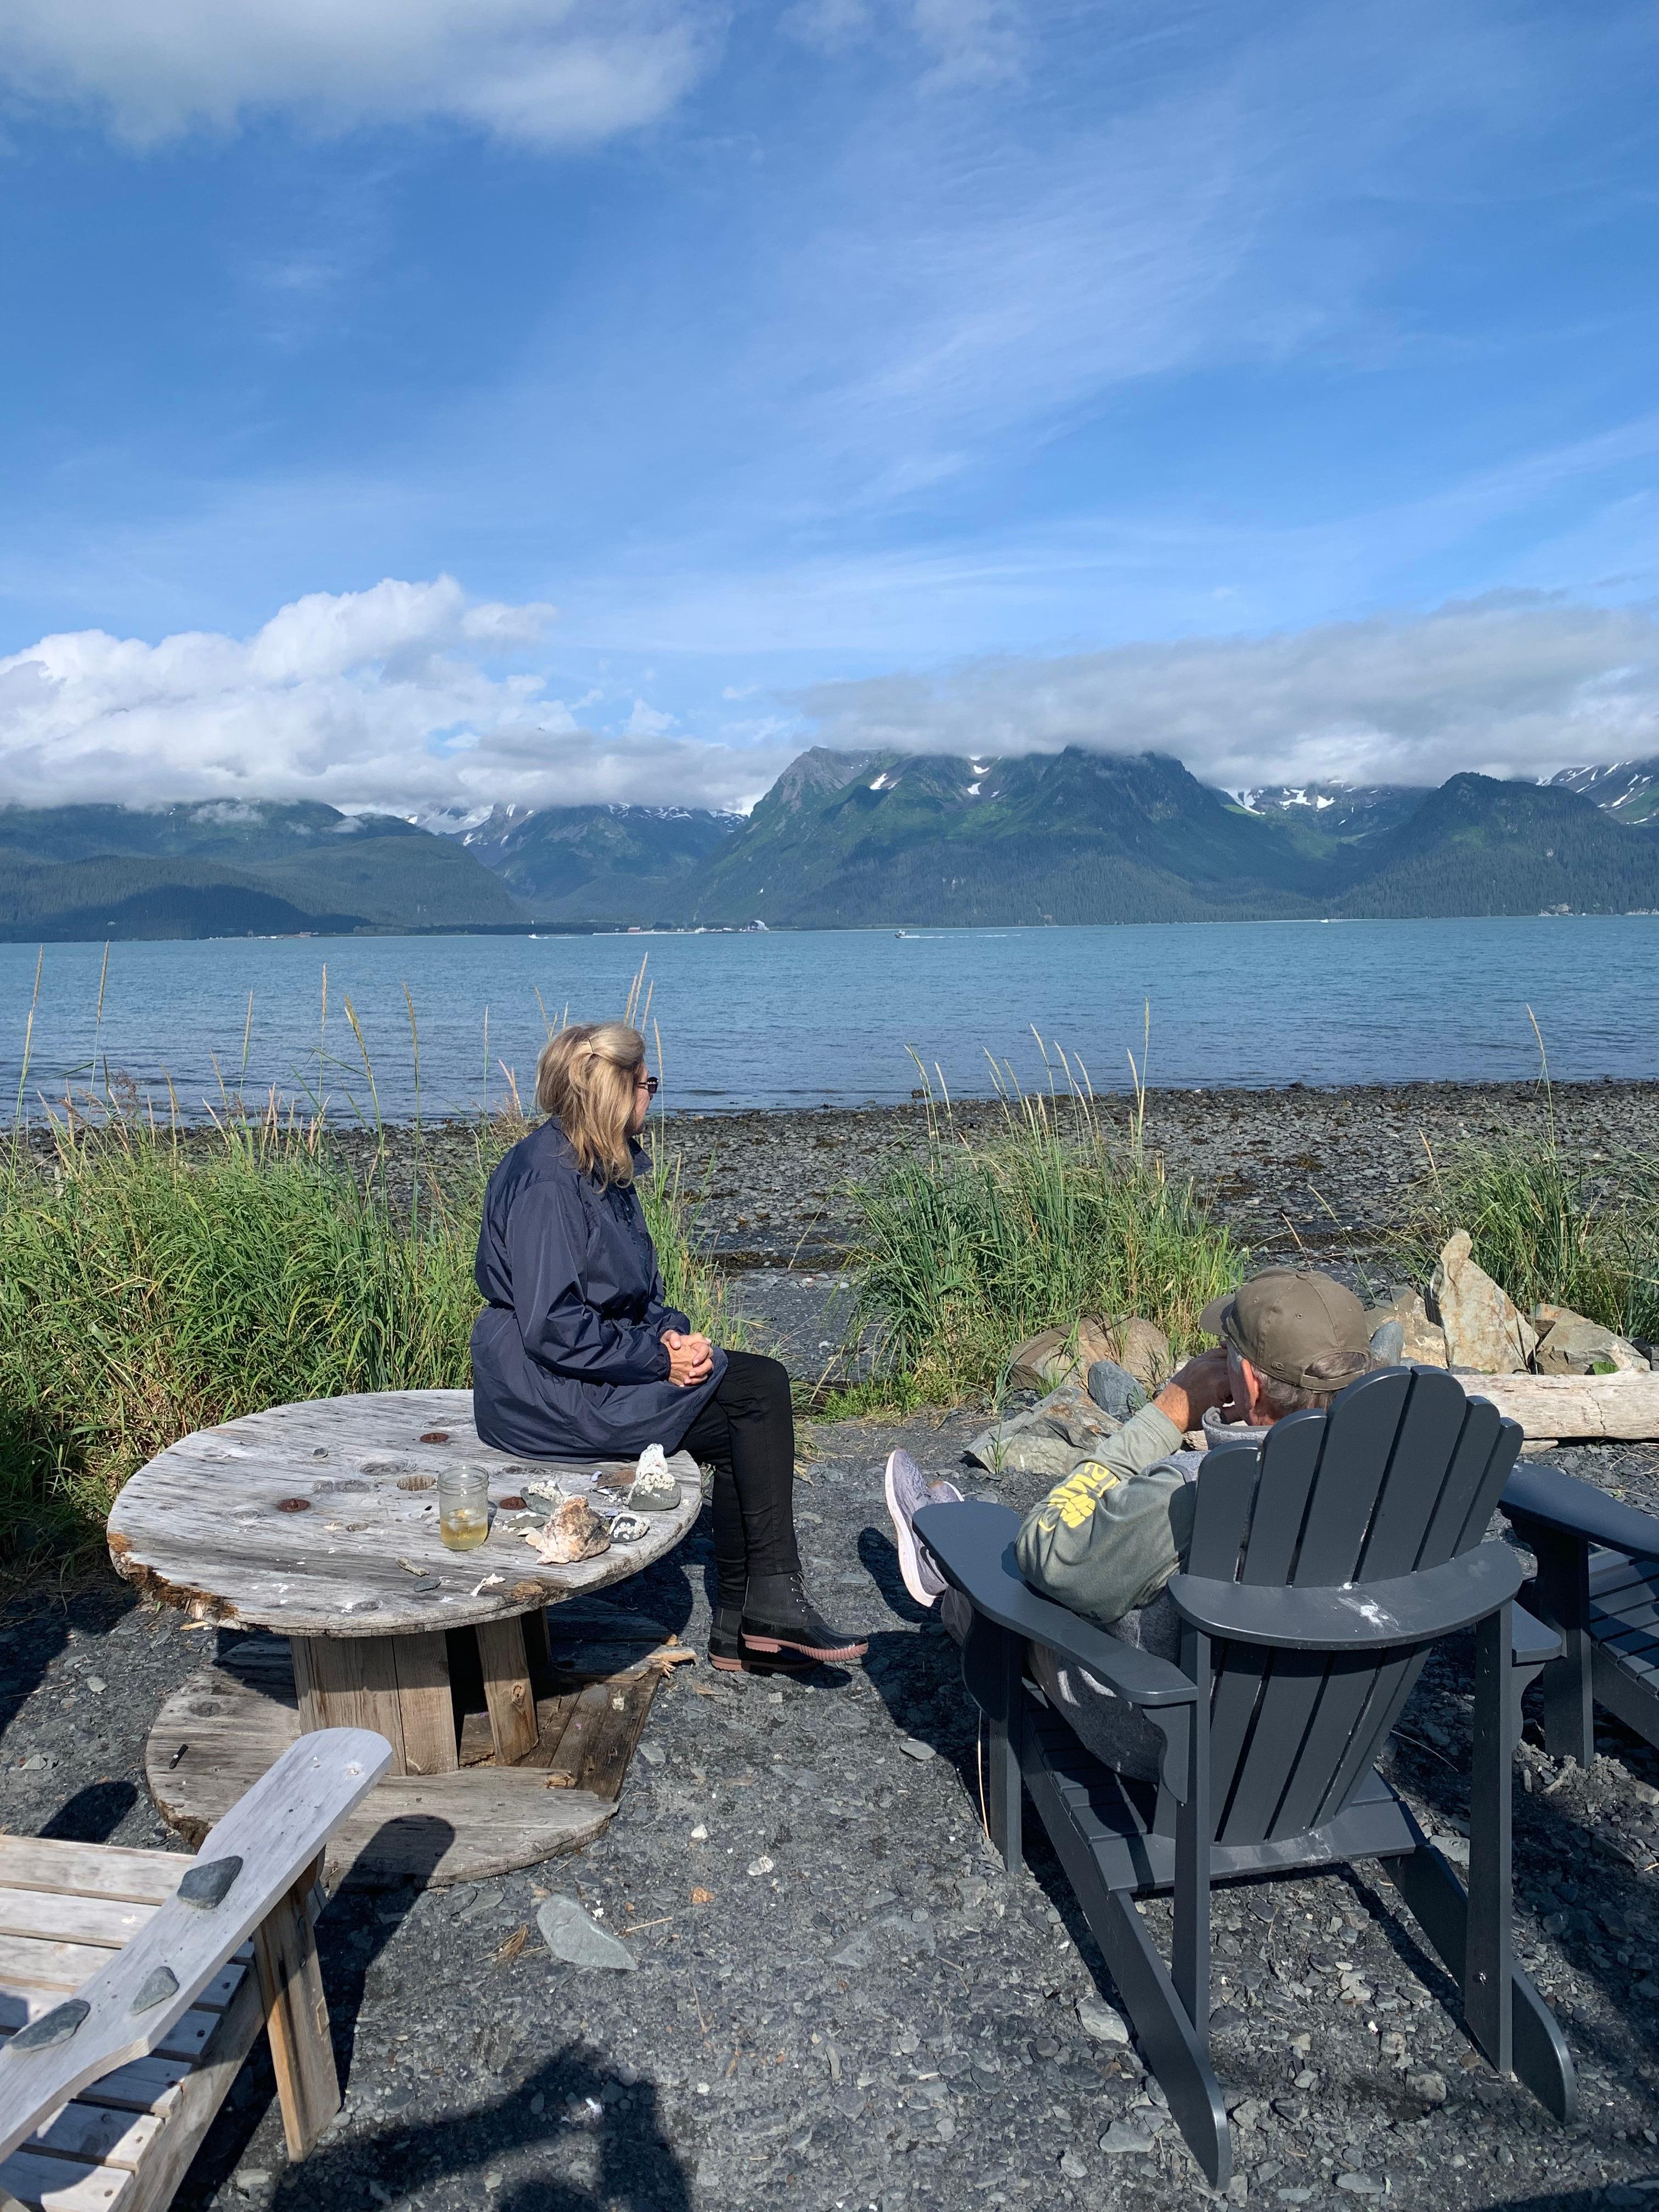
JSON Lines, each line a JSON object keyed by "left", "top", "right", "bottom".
{"left": 4, "top": 756, "right": 1656, "bottom": 941}
{"left": 681, "top": 748, "right": 1336, "bottom": 927}
{"left": 1330, "top": 772, "right": 1659, "bottom": 917}
{"left": 455, "top": 804, "right": 737, "bottom": 921}
{"left": 0, "top": 802, "right": 526, "bottom": 940}
{"left": 656, "top": 750, "right": 1659, "bottom": 927}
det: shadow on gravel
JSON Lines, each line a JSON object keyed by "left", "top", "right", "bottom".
{"left": 38, "top": 1777, "right": 139, "bottom": 1839}
{"left": 262, "top": 2049, "right": 693, "bottom": 2212}
{"left": 0, "top": 1594, "right": 80, "bottom": 1740}
{"left": 855, "top": 1524, "right": 934, "bottom": 1627}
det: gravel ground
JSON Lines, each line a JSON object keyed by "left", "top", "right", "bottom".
{"left": 6, "top": 1418, "right": 1659, "bottom": 2212}
{"left": 652, "top": 1077, "right": 1659, "bottom": 1270}
{"left": 7, "top": 1081, "right": 1659, "bottom": 2210}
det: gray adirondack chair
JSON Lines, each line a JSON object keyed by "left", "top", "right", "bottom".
{"left": 916, "top": 1364, "right": 1576, "bottom": 2187}
{"left": 1501, "top": 1462, "right": 1659, "bottom": 1767}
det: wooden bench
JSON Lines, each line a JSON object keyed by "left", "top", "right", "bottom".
{"left": 0, "top": 1729, "right": 391, "bottom": 2212}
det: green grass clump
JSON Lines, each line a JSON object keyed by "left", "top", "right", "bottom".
{"left": 1401, "top": 1130, "right": 1659, "bottom": 1344}
{"left": 0, "top": 1106, "right": 732, "bottom": 1579}
{"left": 842, "top": 1051, "right": 1244, "bottom": 1408}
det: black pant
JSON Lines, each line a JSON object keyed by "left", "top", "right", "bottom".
{"left": 676, "top": 1350, "right": 800, "bottom": 1611}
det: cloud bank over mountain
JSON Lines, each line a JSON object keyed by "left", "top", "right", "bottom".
{"left": 2, "top": 580, "right": 1656, "bottom": 818}
{"left": 798, "top": 595, "right": 1659, "bottom": 793}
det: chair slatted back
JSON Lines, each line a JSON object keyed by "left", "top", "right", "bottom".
{"left": 1177, "top": 1366, "right": 1519, "bottom": 1848}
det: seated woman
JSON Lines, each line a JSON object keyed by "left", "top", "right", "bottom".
{"left": 472, "top": 1020, "right": 866, "bottom": 1674}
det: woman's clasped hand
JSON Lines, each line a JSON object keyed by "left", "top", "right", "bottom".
{"left": 470, "top": 1018, "right": 867, "bottom": 1676}
{"left": 661, "top": 1328, "right": 715, "bottom": 1389}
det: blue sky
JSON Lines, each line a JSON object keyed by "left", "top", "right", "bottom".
{"left": 2, "top": 0, "right": 1657, "bottom": 814}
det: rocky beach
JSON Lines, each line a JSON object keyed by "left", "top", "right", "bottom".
{"left": 3, "top": 1076, "right": 1659, "bottom": 2211}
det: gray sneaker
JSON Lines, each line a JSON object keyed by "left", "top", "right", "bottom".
{"left": 884, "top": 1449, "right": 962, "bottom": 1607}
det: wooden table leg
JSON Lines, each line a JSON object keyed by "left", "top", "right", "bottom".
{"left": 394, "top": 1632, "right": 460, "bottom": 1775}
{"left": 476, "top": 1617, "right": 540, "bottom": 1765}
{"left": 290, "top": 1635, "right": 409, "bottom": 1775}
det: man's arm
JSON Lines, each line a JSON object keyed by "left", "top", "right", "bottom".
{"left": 1014, "top": 1351, "right": 1233, "bottom": 1627}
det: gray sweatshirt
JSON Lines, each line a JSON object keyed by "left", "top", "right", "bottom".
{"left": 1014, "top": 1399, "right": 1261, "bottom": 1630}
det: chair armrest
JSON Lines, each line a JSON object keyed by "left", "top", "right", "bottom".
{"left": 1502, "top": 1464, "right": 1659, "bottom": 1561}
{"left": 913, "top": 1500, "right": 1198, "bottom": 1708}
{"left": 1166, "top": 1541, "right": 1523, "bottom": 1649}
{"left": 0, "top": 1727, "right": 392, "bottom": 2164}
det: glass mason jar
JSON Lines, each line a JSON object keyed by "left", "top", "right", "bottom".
{"left": 437, "top": 1464, "right": 491, "bottom": 1551}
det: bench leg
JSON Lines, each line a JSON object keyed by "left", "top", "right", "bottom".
{"left": 961, "top": 1615, "right": 1023, "bottom": 1874}
{"left": 1466, "top": 1604, "right": 1514, "bottom": 2073}
{"left": 253, "top": 1857, "right": 340, "bottom": 2162}
{"left": 1172, "top": 1629, "right": 1212, "bottom": 2047}
{"left": 1532, "top": 1530, "right": 1594, "bottom": 1768}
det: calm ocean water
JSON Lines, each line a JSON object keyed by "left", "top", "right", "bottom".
{"left": 2, "top": 917, "right": 1657, "bottom": 1122}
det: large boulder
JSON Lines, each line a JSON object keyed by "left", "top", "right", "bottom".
{"left": 1364, "top": 1285, "right": 1448, "bottom": 1368}
{"left": 1429, "top": 1233, "right": 1537, "bottom": 1374}
{"left": 1006, "top": 1314, "right": 1171, "bottom": 1396}
{"left": 965, "top": 1381, "right": 1120, "bottom": 1479}
{"left": 1531, "top": 1305, "right": 1651, "bottom": 1375}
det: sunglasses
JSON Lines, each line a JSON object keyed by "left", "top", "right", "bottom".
{"left": 634, "top": 1074, "right": 659, "bottom": 1096}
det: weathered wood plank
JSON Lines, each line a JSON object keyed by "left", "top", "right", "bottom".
{"left": 0, "top": 1938, "right": 124, "bottom": 1999}
{"left": 0, "top": 1851, "right": 183, "bottom": 1914}
{"left": 393, "top": 1635, "right": 458, "bottom": 1778}
{"left": 105, "top": 1390, "right": 699, "bottom": 1637}
{"left": 574, "top": 1675, "right": 661, "bottom": 1804}
{"left": 290, "top": 1639, "right": 408, "bottom": 1774}
{"left": 1459, "top": 1372, "right": 1659, "bottom": 1441}
{"left": 252, "top": 1865, "right": 337, "bottom": 2163}
{"left": 0, "top": 1896, "right": 153, "bottom": 1956}
{"left": 21, "top": 2098, "right": 159, "bottom": 2171}
{"left": 144, "top": 1676, "right": 614, "bottom": 1888}
{"left": 0, "top": 1730, "right": 390, "bottom": 2169}
{"left": 475, "top": 1620, "right": 538, "bottom": 1767}
{"left": 540, "top": 1685, "right": 617, "bottom": 1791}
{"left": 0, "top": 2146, "right": 132, "bottom": 2211}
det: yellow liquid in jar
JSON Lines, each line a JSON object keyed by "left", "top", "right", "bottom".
{"left": 439, "top": 1506, "right": 489, "bottom": 1551}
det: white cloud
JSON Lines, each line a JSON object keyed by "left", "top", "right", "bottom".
{"left": 0, "top": 577, "right": 792, "bottom": 814}
{"left": 624, "top": 698, "right": 675, "bottom": 736}
{"left": 0, "top": 0, "right": 726, "bottom": 148}
{"left": 795, "top": 594, "right": 1659, "bottom": 789}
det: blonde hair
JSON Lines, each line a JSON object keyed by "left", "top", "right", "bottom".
{"left": 535, "top": 1022, "right": 646, "bottom": 1187}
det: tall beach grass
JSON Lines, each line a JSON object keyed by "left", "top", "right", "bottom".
{"left": 841, "top": 1031, "right": 1245, "bottom": 1408}
{"left": 1397, "top": 1013, "right": 1659, "bottom": 1342}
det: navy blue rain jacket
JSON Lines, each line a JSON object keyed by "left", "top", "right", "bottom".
{"left": 470, "top": 1119, "right": 725, "bottom": 1459}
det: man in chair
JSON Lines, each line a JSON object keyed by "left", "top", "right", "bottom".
{"left": 884, "top": 1268, "right": 1374, "bottom": 1779}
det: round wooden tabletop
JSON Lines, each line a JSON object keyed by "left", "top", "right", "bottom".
{"left": 107, "top": 1389, "right": 702, "bottom": 1639}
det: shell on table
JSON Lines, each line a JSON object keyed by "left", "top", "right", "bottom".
{"left": 524, "top": 1496, "right": 613, "bottom": 1564}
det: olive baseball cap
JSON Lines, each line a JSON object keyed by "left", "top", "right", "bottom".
{"left": 1199, "top": 1268, "right": 1372, "bottom": 1393}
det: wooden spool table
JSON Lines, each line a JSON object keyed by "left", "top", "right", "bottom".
{"left": 106, "top": 1390, "right": 701, "bottom": 1889}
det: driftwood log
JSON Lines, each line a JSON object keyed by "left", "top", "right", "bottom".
{"left": 1459, "top": 1370, "right": 1659, "bottom": 1442}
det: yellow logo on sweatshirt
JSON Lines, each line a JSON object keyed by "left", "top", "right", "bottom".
{"left": 1046, "top": 1459, "right": 1121, "bottom": 1530}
